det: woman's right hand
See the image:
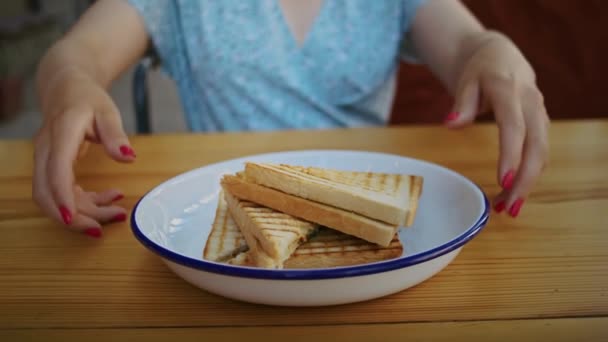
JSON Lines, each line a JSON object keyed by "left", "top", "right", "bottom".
{"left": 33, "top": 69, "right": 136, "bottom": 237}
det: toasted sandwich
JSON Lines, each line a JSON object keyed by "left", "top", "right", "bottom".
{"left": 221, "top": 173, "right": 399, "bottom": 246}
{"left": 243, "top": 163, "right": 423, "bottom": 226}
{"left": 203, "top": 191, "right": 403, "bottom": 269}
{"left": 223, "top": 190, "right": 319, "bottom": 269}
{"left": 229, "top": 228, "right": 403, "bottom": 269}
{"left": 202, "top": 191, "right": 249, "bottom": 262}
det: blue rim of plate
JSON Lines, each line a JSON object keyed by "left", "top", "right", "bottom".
{"left": 130, "top": 151, "right": 490, "bottom": 280}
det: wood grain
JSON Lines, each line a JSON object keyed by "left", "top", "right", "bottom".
{"left": 2, "top": 318, "right": 607, "bottom": 342}
{"left": 0, "top": 120, "right": 607, "bottom": 335}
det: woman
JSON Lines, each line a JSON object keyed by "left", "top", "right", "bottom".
{"left": 33, "top": 0, "right": 549, "bottom": 237}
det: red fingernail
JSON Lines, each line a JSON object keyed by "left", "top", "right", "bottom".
{"left": 112, "top": 213, "right": 127, "bottom": 222}
{"left": 501, "top": 170, "right": 515, "bottom": 190}
{"left": 112, "top": 194, "right": 124, "bottom": 202}
{"left": 84, "top": 228, "right": 102, "bottom": 238}
{"left": 493, "top": 201, "right": 506, "bottom": 213}
{"left": 508, "top": 198, "right": 525, "bottom": 218}
{"left": 59, "top": 206, "right": 72, "bottom": 225}
{"left": 120, "top": 145, "right": 136, "bottom": 158}
{"left": 445, "top": 111, "right": 459, "bottom": 122}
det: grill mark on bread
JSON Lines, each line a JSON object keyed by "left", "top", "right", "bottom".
{"left": 277, "top": 164, "right": 405, "bottom": 195}
{"left": 260, "top": 226, "right": 304, "bottom": 234}
{"left": 218, "top": 205, "right": 227, "bottom": 256}
{"left": 394, "top": 174, "right": 403, "bottom": 195}
{"left": 363, "top": 172, "right": 372, "bottom": 188}
{"left": 246, "top": 212, "right": 309, "bottom": 223}
{"left": 233, "top": 235, "right": 245, "bottom": 256}
{"left": 294, "top": 246, "right": 401, "bottom": 255}
{"left": 203, "top": 192, "right": 248, "bottom": 261}
{"left": 301, "top": 238, "right": 401, "bottom": 246}
{"left": 265, "top": 233, "right": 299, "bottom": 240}
{"left": 247, "top": 213, "right": 316, "bottom": 237}
{"left": 302, "top": 235, "right": 400, "bottom": 245}
{"left": 405, "top": 176, "right": 423, "bottom": 226}
{"left": 278, "top": 165, "right": 380, "bottom": 190}
{"left": 259, "top": 227, "right": 305, "bottom": 235}
{"left": 298, "top": 240, "right": 401, "bottom": 249}
{"left": 378, "top": 173, "right": 387, "bottom": 189}
{"left": 293, "top": 228, "right": 401, "bottom": 255}
{"left": 224, "top": 190, "right": 318, "bottom": 267}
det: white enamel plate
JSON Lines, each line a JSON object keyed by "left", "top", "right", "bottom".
{"left": 130, "top": 150, "right": 489, "bottom": 306}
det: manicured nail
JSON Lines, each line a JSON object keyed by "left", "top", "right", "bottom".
{"left": 445, "top": 111, "right": 459, "bottom": 122}
{"left": 112, "top": 213, "right": 127, "bottom": 222}
{"left": 84, "top": 228, "right": 102, "bottom": 238}
{"left": 59, "top": 206, "right": 72, "bottom": 225}
{"left": 112, "top": 194, "right": 124, "bottom": 202}
{"left": 501, "top": 170, "right": 515, "bottom": 190}
{"left": 493, "top": 200, "right": 506, "bottom": 213}
{"left": 119, "top": 145, "right": 136, "bottom": 158}
{"left": 508, "top": 198, "right": 525, "bottom": 217}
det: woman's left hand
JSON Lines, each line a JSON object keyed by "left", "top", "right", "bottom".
{"left": 445, "top": 32, "right": 550, "bottom": 218}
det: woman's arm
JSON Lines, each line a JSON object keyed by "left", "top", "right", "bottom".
{"left": 408, "top": 0, "right": 486, "bottom": 93}
{"left": 409, "top": 0, "right": 496, "bottom": 94}
{"left": 37, "top": 0, "right": 149, "bottom": 113}
{"left": 33, "top": 0, "right": 151, "bottom": 235}
{"left": 408, "top": 0, "right": 550, "bottom": 218}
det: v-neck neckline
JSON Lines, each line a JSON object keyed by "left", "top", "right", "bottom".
{"left": 272, "top": 0, "right": 329, "bottom": 52}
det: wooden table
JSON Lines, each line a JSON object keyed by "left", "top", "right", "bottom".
{"left": 1, "top": 120, "right": 607, "bottom": 341}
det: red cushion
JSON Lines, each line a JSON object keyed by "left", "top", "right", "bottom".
{"left": 390, "top": 0, "right": 608, "bottom": 124}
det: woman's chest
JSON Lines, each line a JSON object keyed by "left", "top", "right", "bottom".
{"left": 180, "top": 0, "right": 406, "bottom": 103}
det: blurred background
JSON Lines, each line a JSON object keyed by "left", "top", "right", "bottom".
{"left": 1, "top": 0, "right": 606, "bottom": 139}
{"left": 0, "top": 0, "right": 185, "bottom": 139}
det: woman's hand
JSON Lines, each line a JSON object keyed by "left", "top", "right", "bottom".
{"left": 32, "top": 0, "right": 149, "bottom": 236}
{"left": 409, "top": 1, "right": 549, "bottom": 217}
{"left": 33, "top": 69, "right": 135, "bottom": 237}
{"left": 446, "top": 32, "right": 550, "bottom": 217}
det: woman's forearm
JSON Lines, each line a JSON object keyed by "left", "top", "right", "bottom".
{"left": 409, "top": 0, "right": 487, "bottom": 94}
{"left": 35, "top": 0, "right": 149, "bottom": 116}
